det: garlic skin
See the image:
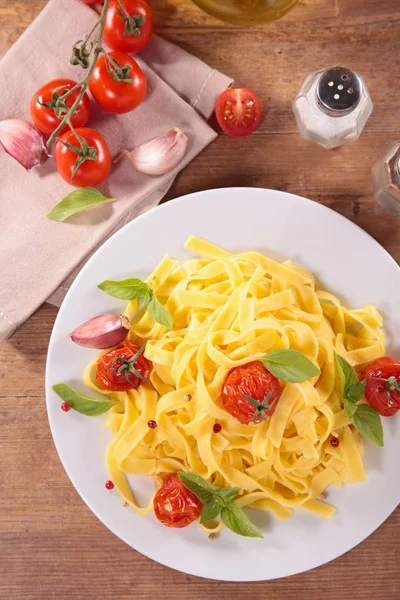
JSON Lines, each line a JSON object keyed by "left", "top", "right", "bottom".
{"left": 68, "top": 314, "right": 130, "bottom": 349}
{"left": 0, "top": 119, "right": 48, "bottom": 171}
{"left": 128, "top": 128, "right": 188, "bottom": 176}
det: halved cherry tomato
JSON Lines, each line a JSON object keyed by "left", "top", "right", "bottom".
{"left": 222, "top": 361, "right": 281, "bottom": 425}
{"left": 104, "top": 0, "right": 153, "bottom": 54}
{"left": 363, "top": 356, "right": 400, "bottom": 417}
{"left": 153, "top": 473, "right": 203, "bottom": 528}
{"left": 215, "top": 88, "right": 262, "bottom": 137}
{"left": 89, "top": 51, "right": 146, "bottom": 114}
{"left": 30, "top": 79, "right": 91, "bottom": 136}
{"left": 96, "top": 341, "right": 152, "bottom": 392}
{"left": 54, "top": 127, "right": 111, "bottom": 188}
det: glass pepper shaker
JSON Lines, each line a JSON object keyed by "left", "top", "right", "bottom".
{"left": 372, "top": 142, "right": 400, "bottom": 216}
{"left": 293, "top": 66, "right": 373, "bottom": 150}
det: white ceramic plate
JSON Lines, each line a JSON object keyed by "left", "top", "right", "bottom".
{"left": 46, "top": 188, "right": 400, "bottom": 581}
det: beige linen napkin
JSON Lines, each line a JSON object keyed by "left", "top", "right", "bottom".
{"left": 0, "top": 0, "right": 232, "bottom": 339}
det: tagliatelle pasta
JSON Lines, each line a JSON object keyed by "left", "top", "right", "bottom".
{"left": 84, "top": 236, "right": 385, "bottom": 531}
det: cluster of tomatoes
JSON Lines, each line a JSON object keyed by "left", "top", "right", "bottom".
{"left": 30, "top": 0, "right": 153, "bottom": 187}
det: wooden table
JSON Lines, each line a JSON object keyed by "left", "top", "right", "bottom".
{"left": 1, "top": 1, "right": 399, "bottom": 598}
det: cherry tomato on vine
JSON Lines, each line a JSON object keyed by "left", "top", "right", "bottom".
{"left": 30, "top": 79, "right": 91, "bottom": 136}
{"left": 222, "top": 361, "right": 281, "bottom": 425}
{"left": 363, "top": 356, "right": 400, "bottom": 417}
{"left": 153, "top": 474, "right": 203, "bottom": 528}
{"left": 215, "top": 88, "right": 262, "bottom": 137}
{"left": 89, "top": 51, "right": 147, "bottom": 114}
{"left": 96, "top": 341, "right": 152, "bottom": 392}
{"left": 103, "top": 0, "right": 153, "bottom": 54}
{"left": 54, "top": 127, "right": 111, "bottom": 188}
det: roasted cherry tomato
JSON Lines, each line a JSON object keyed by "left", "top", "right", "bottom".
{"left": 363, "top": 356, "right": 400, "bottom": 417}
{"left": 222, "top": 361, "right": 281, "bottom": 425}
{"left": 215, "top": 88, "right": 262, "bottom": 137}
{"left": 96, "top": 341, "right": 152, "bottom": 392}
{"left": 89, "top": 51, "right": 146, "bottom": 114}
{"left": 104, "top": 0, "right": 153, "bottom": 54}
{"left": 54, "top": 127, "right": 111, "bottom": 187}
{"left": 153, "top": 473, "right": 203, "bottom": 528}
{"left": 30, "top": 79, "right": 91, "bottom": 136}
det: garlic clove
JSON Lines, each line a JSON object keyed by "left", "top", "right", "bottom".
{"left": 68, "top": 313, "right": 130, "bottom": 349}
{"left": 127, "top": 127, "right": 188, "bottom": 176}
{"left": 0, "top": 119, "right": 48, "bottom": 171}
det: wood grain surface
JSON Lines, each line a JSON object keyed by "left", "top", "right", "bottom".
{"left": 1, "top": 1, "right": 399, "bottom": 598}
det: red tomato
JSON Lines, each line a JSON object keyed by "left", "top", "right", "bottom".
{"left": 153, "top": 474, "right": 203, "bottom": 528}
{"left": 89, "top": 52, "right": 147, "bottom": 114}
{"left": 222, "top": 361, "right": 281, "bottom": 425}
{"left": 30, "top": 79, "right": 91, "bottom": 136}
{"left": 96, "top": 341, "right": 152, "bottom": 392}
{"left": 215, "top": 88, "right": 262, "bottom": 137}
{"left": 104, "top": 0, "right": 153, "bottom": 54}
{"left": 54, "top": 127, "right": 111, "bottom": 187}
{"left": 363, "top": 356, "right": 400, "bottom": 417}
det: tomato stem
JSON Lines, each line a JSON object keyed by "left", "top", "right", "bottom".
{"left": 110, "top": 343, "right": 147, "bottom": 383}
{"left": 101, "top": 51, "right": 133, "bottom": 84}
{"left": 370, "top": 375, "right": 400, "bottom": 399}
{"left": 46, "top": 0, "right": 111, "bottom": 148}
{"left": 116, "top": 0, "right": 146, "bottom": 38}
{"left": 242, "top": 390, "right": 273, "bottom": 425}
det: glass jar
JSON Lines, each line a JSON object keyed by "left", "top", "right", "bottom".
{"left": 372, "top": 142, "right": 400, "bottom": 216}
{"left": 191, "top": 0, "right": 301, "bottom": 25}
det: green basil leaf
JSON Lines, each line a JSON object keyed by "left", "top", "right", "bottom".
{"left": 335, "top": 353, "right": 358, "bottom": 398}
{"left": 343, "top": 397, "right": 357, "bottom": 418}
{"left": 47, "top": 188, "right": 116, "bottom": 222}
{"left": 98, "top": 278, "right": 150, "bottom": 301}
{"left": 52, "top": 384, "right": 117, "bottom": 416}
{"left": 351, "top": 404, "right": 384, "bottom": 447}
{"left": 98, "top": 278, "right": 172, "bottom": 328}
{"left": 262, "top": 349, "right": 320, "bottom": 383}
{"left": 347, "top": 380, "right": 366, "bottom": 402}
{"left": 178, "top": 472, "right": 218, "bottom": 505}
{"left": 217, "top": 487, "right": 241, "bottom": 502}
{"left": 147, "top": 295, "right": 173, "bottom": 329}
{"left": 200, "top": 499, "right": 221, "bottom": 524}
{"left": 136, "top": 286, "right": 153, "bottom": 309}
{"left": 220, "top": 503, "right": 263, "bottom": 539}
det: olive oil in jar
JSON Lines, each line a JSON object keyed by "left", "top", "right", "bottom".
{"left": 191, "top": 0, "right": 301, "bottom": 24}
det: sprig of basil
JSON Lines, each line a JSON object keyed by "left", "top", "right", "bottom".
{"left": 178, "top": 472, "right": 263, "bottom": 539}
{"left": 52, "top": 383, "right": 117, "bottom": 416}
{"left": 261, "top": 349, "right": 320, "bottom": 383}
{"left": 98, "top": 278, "right": 173, "bottom": 329}
{"left": 47, "top": 188, "right": 117, "bottom": 222}
{"left": 335, "top": 353, "right": 383, "bottom": 447}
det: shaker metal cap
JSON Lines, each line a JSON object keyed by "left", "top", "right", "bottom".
{"left": 317, "top": 66, "right": 362, "bottom": 116}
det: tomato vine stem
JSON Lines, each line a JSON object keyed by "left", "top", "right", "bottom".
{"left": 46, "top": 0, "right": 111, "bottom": 148}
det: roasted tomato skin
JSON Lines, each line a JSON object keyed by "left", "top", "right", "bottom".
{"left": 222, "top": 361, "right": 281, "bottom": 425}
{"left": 96, "top": 341, "right": 151, "bottom": 392}
{"left": 363, "top": 356, "right": 400, "bottom": 417}
{"left": 153, "top": 473, "right": 203, "bottom": 528}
